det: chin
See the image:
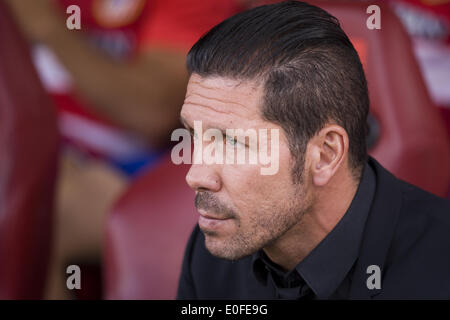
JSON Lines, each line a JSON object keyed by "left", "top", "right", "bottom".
{"left": 203, "top": 234, "right": 256, "bottom": 261}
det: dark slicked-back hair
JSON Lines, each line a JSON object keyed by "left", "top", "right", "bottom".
{"left": 187, "top": 1, "right": 369, "bottom": 181}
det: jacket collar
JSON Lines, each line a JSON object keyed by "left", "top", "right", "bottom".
{"left": 349, "top": 157, "right": 403, "bottom": 299}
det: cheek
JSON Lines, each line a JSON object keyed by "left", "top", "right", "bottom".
{"left": 220, "top": 154, "right": 295, "bottom": 215}
{"left": 221, "top": 164, "right": 260, "bottom": 205}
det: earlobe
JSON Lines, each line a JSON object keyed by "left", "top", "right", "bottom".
{"left": 312, "top": 163, "right": 333, "bottom": 186}
{"left": 307, "top": 139, "right": 330, "bottom": 187}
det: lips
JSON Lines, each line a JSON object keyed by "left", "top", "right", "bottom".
{"left": 197, "top": 209, "right": 230, "bottom": 220}
{"left": 197, "top": 209, "right": 232, "bottom": 231}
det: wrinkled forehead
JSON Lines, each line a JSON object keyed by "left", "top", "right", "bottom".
{"left": 181, "top": 74, "right": 265, "bottom": 129}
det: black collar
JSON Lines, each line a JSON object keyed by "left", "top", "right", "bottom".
{"left": 252, "top": 161, "right": 376, "bottom": 299}
{"left": 348, "top": 157, "right": 403, "bottom": 299}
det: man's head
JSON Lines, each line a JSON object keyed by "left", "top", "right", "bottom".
{"left": 180, "top": 1, "right": 369, "bottom": 261}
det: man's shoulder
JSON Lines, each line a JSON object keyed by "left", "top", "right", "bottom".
{"left": 393, "top": 178, "right": 450, "bottom": 256}
{"left": 375, "top": 170, "right": 450, "bottom": 298}
{"left": 356, "top": 159, "right": 450, "bottom": 298}
{"left": 398, "top": 179, "right": 450, "bottom": 224}
{"left": 373, "top": 159, "right": 450, "bottom": 257}
{"left": 370, "top": 157, "right": 450, "bottom": 228}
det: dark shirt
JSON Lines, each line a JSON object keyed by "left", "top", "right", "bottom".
{"left": 252, "top": 163, "right": 375, "bottom": 300}
{"left": 178, "top": 162, "right": 377, "bottom": 300}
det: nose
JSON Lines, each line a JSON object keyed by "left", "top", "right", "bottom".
{"left": 186, "top": 163, "right": 221, "bottom": 192}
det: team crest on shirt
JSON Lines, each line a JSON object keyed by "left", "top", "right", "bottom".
{"left": 92, "top": 0, "right": 146, "bottom": 28}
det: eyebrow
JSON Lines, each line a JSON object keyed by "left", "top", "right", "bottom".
{"left": 180, "top": 115, "right": 233, "bottom": 136}
{"left": 178, "top": 116, "right": 251, "bottom": 147}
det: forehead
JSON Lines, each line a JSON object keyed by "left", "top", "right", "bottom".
{"left": 181, "top": 74, "right": 265, "bottom": 129}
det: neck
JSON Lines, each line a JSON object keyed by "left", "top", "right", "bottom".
{"left": 263, "top": 167, "right": 359, "bottom": 271}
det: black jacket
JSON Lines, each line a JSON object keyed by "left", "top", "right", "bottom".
{"left": 177, "top": 158, "right": 450, "bottom": 299}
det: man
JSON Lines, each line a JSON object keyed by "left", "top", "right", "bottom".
{"left": 177, "top": 1, "right": 450, "bottom": 299}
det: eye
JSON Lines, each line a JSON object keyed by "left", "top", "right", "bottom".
{"left": 191, "top": 129, "right": 199, "bottom": 140}
{"left": 225, "top": 135, "right": 239, "bottom": 146}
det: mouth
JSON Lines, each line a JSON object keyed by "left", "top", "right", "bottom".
{"left": 198, "top": 209, "right": 233, "bottom": 231}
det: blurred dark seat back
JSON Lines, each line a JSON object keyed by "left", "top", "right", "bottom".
{"left": 0, "top": 2, "right": 59, "bottom": 299}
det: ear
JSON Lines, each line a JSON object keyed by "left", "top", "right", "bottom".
{"left": 307, "top": 124, "right": 349, "bottom": 187}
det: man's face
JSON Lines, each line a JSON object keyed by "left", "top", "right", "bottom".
{"left": 180, "top": 74, "right": 313, "bottom": 260}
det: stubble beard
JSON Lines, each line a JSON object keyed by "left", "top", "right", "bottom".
{"left": 203, "top": 186, "right": 311, "bottom": 261}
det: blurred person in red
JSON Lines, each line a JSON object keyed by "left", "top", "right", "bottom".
{"left": 388, "top": 0, "right": 450, "bottom": 109}
{"left": 388, "top": 0, "right": 450, "bottom": 196}
{"left": 4, "top": 0, "right": 241, "bottom": 299}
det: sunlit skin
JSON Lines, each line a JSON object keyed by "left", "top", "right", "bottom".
{"left": 180, "top": 74, "right": 359, "bottom": 271}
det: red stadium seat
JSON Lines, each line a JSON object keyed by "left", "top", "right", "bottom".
{"left": 104, "top": 158, "right": 196, "bottom": 299}
{"left": 0, "top": 2, "right": 59, "bottom": 299}
{"left": 104, "top": 1, "right": 450, "bottom": 299}
{"left": 312, "top": 0, "right": 450, "bottom": 196}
